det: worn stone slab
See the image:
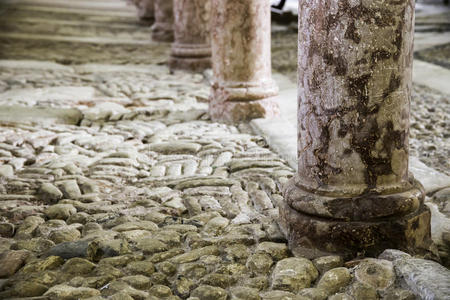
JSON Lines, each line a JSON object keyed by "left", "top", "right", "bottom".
{"left": 0, "top": 105, "right": 82, "bottom": 125}
{"left": 410, "top": 157, "right": 450, "bottom": 194}
{"left": 272, "top": 73, "right": 296, "bottom": 91}
{"left": 426, "top": 202, "right": 450, "bottom": 253}
{"left": 251, "top": 117, "right": 296, "bottom": 170}
{"left": 73, "top": 63, "right": 166, "bottom": 74}
{"left": 0, "top": 87, "right": 96, "bottom": 105}
{"left": 8, "top": 4, "right": 137, "bottom": 17}
{"left": 394, "top": 258, "right": 450, "bottom": 300}
{"left": 414, "top": 32, "right": 450, "bottom": 51}
{"left": 249, "top": 78, "right": 297, "bottom": 168}
{"left": 0, "top": 60, "right": 73, "bottom": 71}
{"left": 16, "top": 0, "right": 135, "bottom": 12}
{"left": 0, "top": 32, "right": 155, "bottom": 45}
{"left": 416, "top": 3, "right": 450, "bottom": 17}
{"left": 413, "top": 60, "right": 450, "bottom": 95}
{"left": 272, "top": 87, "right": 297, "bottom": 125}
{"left": 2, "top": 17, "right": 145, "bottom": 30}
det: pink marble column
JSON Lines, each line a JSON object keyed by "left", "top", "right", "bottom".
{"left": 209, "top": 0, "right": 279, "bottom": 123}
{"left": 279, "top": 0, "right": 435, "bottom": 259}
{"left": 169, "top": 0, "right": 211, "bottom": 72}
{"left": 152, "top": 0, "right": 174, "bottom": 42}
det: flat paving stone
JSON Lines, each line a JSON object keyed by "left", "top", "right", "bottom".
{"left": 394, "top": 257, "right": 450, "bottom": 300}
{"left": 0, "top": 105, "right": 82, "bottom": 125}
{"left": 0, "top": 86, "right": 96, "bottom": 105}
{"left": 0, "top": 59, "right": 74, "bottom": 71}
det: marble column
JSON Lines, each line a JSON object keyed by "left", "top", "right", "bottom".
{"left": 279, "top": 0, "right": 435, "bottom": 259}
{"left": 169, "top": 0, "right": 211, "bottom": 72}
{"left": 152, "top": 0, "right": 174, "bottom": 42}
{"left": 209, "top": 0, "right": 279, "bottom": 123}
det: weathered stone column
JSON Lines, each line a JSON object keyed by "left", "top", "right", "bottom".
{"left": 279, "top": 0, "right": 434, "bottom": 259}
{"left": 152, "top": 0, "right": 174, "bottom": 42}
{"left": 209, "top": 0, "right": 279, "bottom": 123}
{"left": 169, "top": 0, "right": 211, "bottom": 72}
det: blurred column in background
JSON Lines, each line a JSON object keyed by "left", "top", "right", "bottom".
{"left": 138, "top": 0, "right": 154, "bottom": 22}
{"left": 209, "top": 0, "right": 279, "bottom": 123}
{"left": 152, "top": 0, "right": 174, "bottom": 42}
{"left": 127, "top": 0, "right": 154, "bottom": 22}
{"left": 169, "top": 0, "right": 211, "bottom": 72}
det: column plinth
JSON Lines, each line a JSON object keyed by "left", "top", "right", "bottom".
{"left": 209, "top": 0, "right": 279, "bottom": 123}
{"left": 280, "top": 176, "right": 432, "bottom": 259}
{"left": 169, "top": 0, "right": 211, "bottom": 72}
{"left": 152, "top": 0, "right": 174, "bottom": 42}
{"left": 280, "top": 0, "right": 435, "bottom": 259}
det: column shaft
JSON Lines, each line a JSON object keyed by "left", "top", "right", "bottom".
{"left": 169, "top": 0, "right": 211, "bottom": 72}
{"left": 152, "top": 0, "right": 174, "bottom": 42}
{"left": 209, "top": 0, "right": 279, "bottom": 123}
{"left": 280, "top": 0, "right": 435, "bottom": 259}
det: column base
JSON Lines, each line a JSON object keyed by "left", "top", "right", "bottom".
{"left": 212, "top": 80, "right": 278, "bottom": 102}
{"left": 209, "top": 80, "right": 279, "bottom": 123}
{"left": 209, "top": 96, "right": 279, "bottom": 124}
{"left": 169, "top": 44, "right": 211, "bottom": 72}
{"left": 279, "top": 178, "right": 436, "bottom": 260}
{"left": 151, "top": 22, "right": 174, "bottom": 42}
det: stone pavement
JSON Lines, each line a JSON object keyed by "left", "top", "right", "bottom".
{"left": 0, "top": 0, "right": 449, "bottom": 300}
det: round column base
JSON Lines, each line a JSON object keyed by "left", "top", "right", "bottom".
{"left": 209, "top": 80, "right": 279, "bottom": 123}
{"left": 151, "top": 22, "right": 174, "bottom": 42}
{"left": 209, "top": 96, "right": 279, "bottom": 124}
{"left": 284, "top": 175, "right": 425, "bottom": 221}
{"left": 169, "top": 44, "right": 211, "bottom": 72}
{"left": 212, "top": 80, "right": 278, "bottom": 102}
{"left": 279, "top": 179, "right": 437, "bottom": 260}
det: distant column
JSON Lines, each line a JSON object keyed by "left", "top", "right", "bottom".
{"left": 137, "top": 0, "right": 154, "bottom": 22}
{"left": 169, "top": 0, "right": 211, "bottom": 72}
{"left": 152, "top": 0, "right": 174, "bottom": 42}
{"left": 279, "top": 0, "right": 435, "bottom": 259}
{"left": 209, "top": 0, "right": 279, "bottom": 123}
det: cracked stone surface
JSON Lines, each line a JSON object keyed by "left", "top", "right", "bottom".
{"left": 0, "top": 0, "right": 449, "bottom": 299}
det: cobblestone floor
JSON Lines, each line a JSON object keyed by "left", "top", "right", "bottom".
{"left": 0, "top": 1, "right": 449, "bottom": 300}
